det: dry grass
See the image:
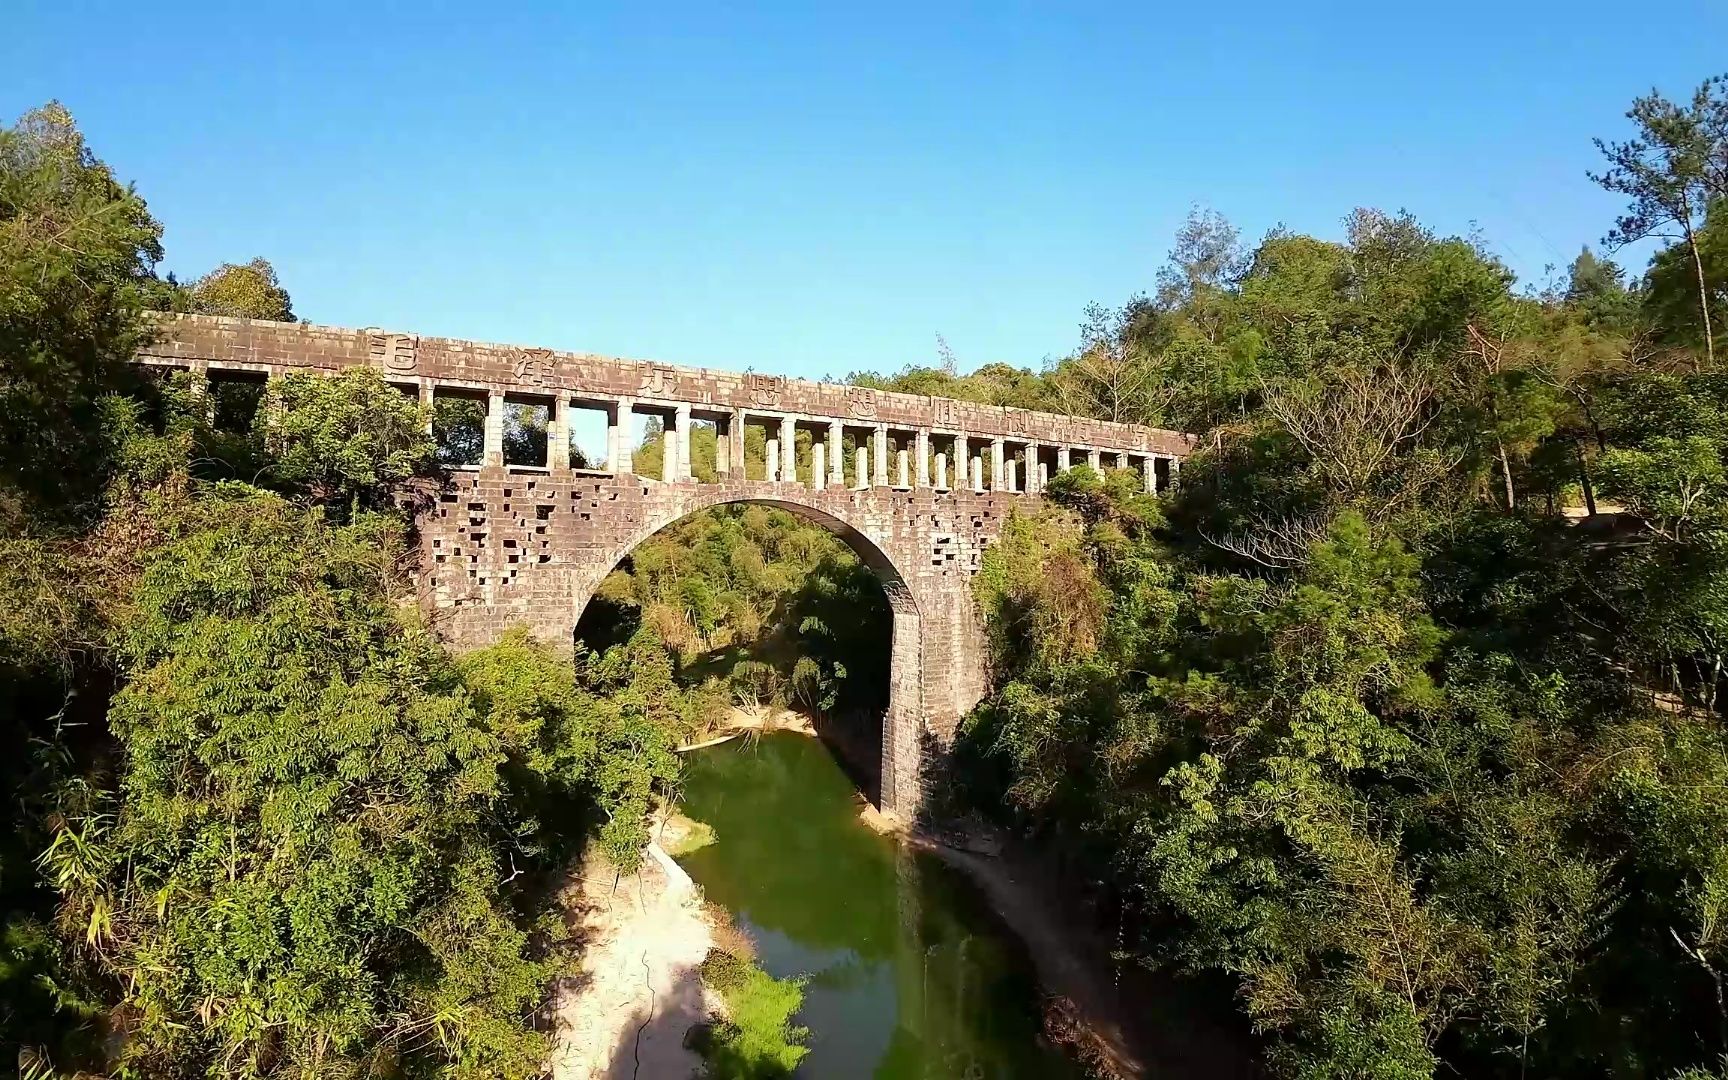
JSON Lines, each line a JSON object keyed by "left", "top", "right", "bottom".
{"left": 703, "top": 902, "right": 757, "bottom": 961}
{"left": 1041, "top": 994, "right": 1131, "bottom": 1080}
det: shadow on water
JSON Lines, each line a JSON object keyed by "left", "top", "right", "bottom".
{"left": 810, "top": 706, "right": 883, "bottom": 809}
{"left": 675, "top": 732, "right": 1084, "bottom": 1079}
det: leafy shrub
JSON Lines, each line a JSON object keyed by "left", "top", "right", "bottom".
{"left": 260, "top": 368, "right": 433, "bottom": 509}
{"left": 692, "top": 948, "right": 810, "bottom": 1079}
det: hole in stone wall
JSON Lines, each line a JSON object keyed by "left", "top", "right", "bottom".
{"left": 504, "top": 399, "right": 550, "bottom": 468}
{"left": 433, "top": 392, "right": 486, "bottom": 468}
{"left": 567, "top": 401, "right": 610, "bottom": 471}
{"left": 628, "top": 412, "right": 667, "bottom": 479}
{"left": 689, "top": 419, "right": 725, "bottom": 484}
{"left": 1034, "top": 445, "right": 1058, "bottom": 489}
{"left": 130, "top": 366, "right": 190, "bottom": 434}
{"left": 741, "top": 417, "right": 779, "bottom": 482}
{"left": 209, "top": 371, "right": 266, "bottom": 434}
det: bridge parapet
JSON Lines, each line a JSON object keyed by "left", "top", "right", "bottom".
{"left": 138, "top": 314, "right": 1192, "bottom": 496}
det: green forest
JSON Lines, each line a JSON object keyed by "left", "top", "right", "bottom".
{"left": 5, "top": 68, "right": 1728, "bottom": 1080}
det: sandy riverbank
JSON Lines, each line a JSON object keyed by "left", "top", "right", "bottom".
{"left": 674, "top": 705, "right": 817, "bottom": 752}
{"left": 549, "top": 845, "right": 713, "bottom": 1080}
{"left": 550, "top": 711, "right": 817, "bottom": 1079}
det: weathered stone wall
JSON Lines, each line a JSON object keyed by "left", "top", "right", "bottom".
{"left": 137, "top": 314, "right": 1193, "bottom": 818}
{"left": 422, "top": 470, "right": 1017, "bottom": 815}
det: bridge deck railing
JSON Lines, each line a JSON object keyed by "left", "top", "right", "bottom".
{"left": 137, "top": 313, "right": 1193, "bottom": 496}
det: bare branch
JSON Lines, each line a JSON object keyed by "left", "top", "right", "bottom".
{"left": 1261, "top": 362, "right": 1436, "bottom": 502}
{"left": 1202, "top": 512, "right": 1334, "bottom": 569}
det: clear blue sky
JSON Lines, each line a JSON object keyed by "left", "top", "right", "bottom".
{"left": 6, "top": 2, "right": 1726, "bottom": 380}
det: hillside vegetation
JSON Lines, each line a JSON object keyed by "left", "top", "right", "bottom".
{"left": 932, "top": 85, "right": 1728, "bottom": 1080}
{"left": 0, "top": 106, "right": 690, "bottom": 1078}
{"left": 6, "top": 71, "right": 1728, "bottom": 1080}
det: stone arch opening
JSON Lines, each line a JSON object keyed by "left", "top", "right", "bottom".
{"left": 570, "top": 494, "right": 924, "bottom": 817}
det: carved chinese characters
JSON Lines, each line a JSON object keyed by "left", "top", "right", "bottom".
{"left": 639, "top": 363, "right": 677, "bottom": 396}
{"left": 513, "top": 348, "right": 555, "bottom": 387}
{"left": 367, "top": 330, "right": 418, "bottom": 374}
{"left": 748, "top": 373, "right": 785, "bottom": 407}
{"left": 847, "top": 386, "right": 878, "bottom": 419}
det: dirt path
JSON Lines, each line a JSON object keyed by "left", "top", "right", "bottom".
{"left": 912, "top": 836, "right": 1261, "bottom": 1079}
{"left": 549, "top": 845, "right": 713, "bottom": 1080}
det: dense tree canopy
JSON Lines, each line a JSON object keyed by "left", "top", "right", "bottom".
{"left": 0, "top": 102, "right": 164, "bottom": 530}
{"left": 0, "top": 105, "right": 678, "bottom": 1078}
{"left": 945, "top": 72, "right": 1728, "bottom": 1080}
{"left": 187, "top": 258, "right": 295, "bottom": 322}
{"left": 9, "top": 69, "right": 1728, "bottom": 1080}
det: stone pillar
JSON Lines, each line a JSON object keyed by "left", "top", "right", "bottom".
{"left": 1115, "top": 451, "right": 1129, "bottom": 471}
{"left": 828, "top": 421, "right": 845, "bottom": 488}
{"left": 780, "top": 415, "right": 797, "bottom": 484}
{"left": 418, "top": 383, "right": 435, "bottom": 437}
{"left": 812, "top": 442, "right": 826, "bottom": 491}
{"left": 874, "top": 424, "right": 889, "bottom": 487}
{"left": 611, "top": 399, "right": 634, "bottom": 475}
{"left": 1088, "top": 448, "right": 1102, "bottom": 472}
{"left": 484, "top": 390, "right": 505, "bottom": 468}
{"left": 896, "top": 448, "right": 909, "bottom": 488}
{"left": 915, "top": 429, "right": 930, "bottom": 488}
{"left": 1039, "top": 462, "right": 1049, "bottom": 488}
{"left": 1143, "top": 455, "right": 1156, "bottom": 493}
{"left": 954, "top": 435, "right": 968, "bottom": 490}
{"left": 990, "top": 438, "right": 1004, "bottom": 491}
{"left": 970, "top": 455, "right": 984, "bottom": 492}
{"left": 935, "top": 452, "right": 948, "bottom": 489}
{"left": 1056, "top": 445, "right": 1071, "bottom": 472}
{"left": 187, "top": 362, "right": 213, "bottom": 422}
{"left": 549, "top": 395, "right": 571, "bottom": 472}
{"left": 880, "top": 603, "right": 924, "bottom": 819}
{"left": 1022, "top": 441, "right": 1038, "bottom": 494}
{"left": 715, "top": 415, "right": 731, "bottom": 476}
{"left": 1005, "top": 459, "right": 1018, "bottom": 492}
{"left": 1170, "top": 456, "right": 1181, "bottom": 487}
{"left": 855, "top": 446, "right": 869, "bottom": 489}
{"left": 729, "top": 409, "right": 746, "bottom": 480}
{"left": 675, "top": 403, "right": 692, "bottom": 481}
{"left": 765, "top": 437, "right": 780, "bottom": 483}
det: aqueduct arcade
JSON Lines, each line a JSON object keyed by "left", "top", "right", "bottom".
{"left": 138, "top": 314, "right": 1192, "bottom": 817}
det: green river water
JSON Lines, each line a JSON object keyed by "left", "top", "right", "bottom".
{"left": 676, "top": 731, "right": 1083, "bottom": 1079}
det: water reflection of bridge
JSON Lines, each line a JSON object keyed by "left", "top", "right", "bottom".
{"left": 891, "top": 845, "right": 1068, "bottom": 1079}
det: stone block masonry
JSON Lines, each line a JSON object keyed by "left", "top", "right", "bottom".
{"left": 137, "top": 314, "right": 1194, "bottom": 820}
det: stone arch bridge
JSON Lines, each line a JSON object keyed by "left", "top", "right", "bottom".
{"left": 138, "top": 314, "right": 1191, "bottom": 818}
